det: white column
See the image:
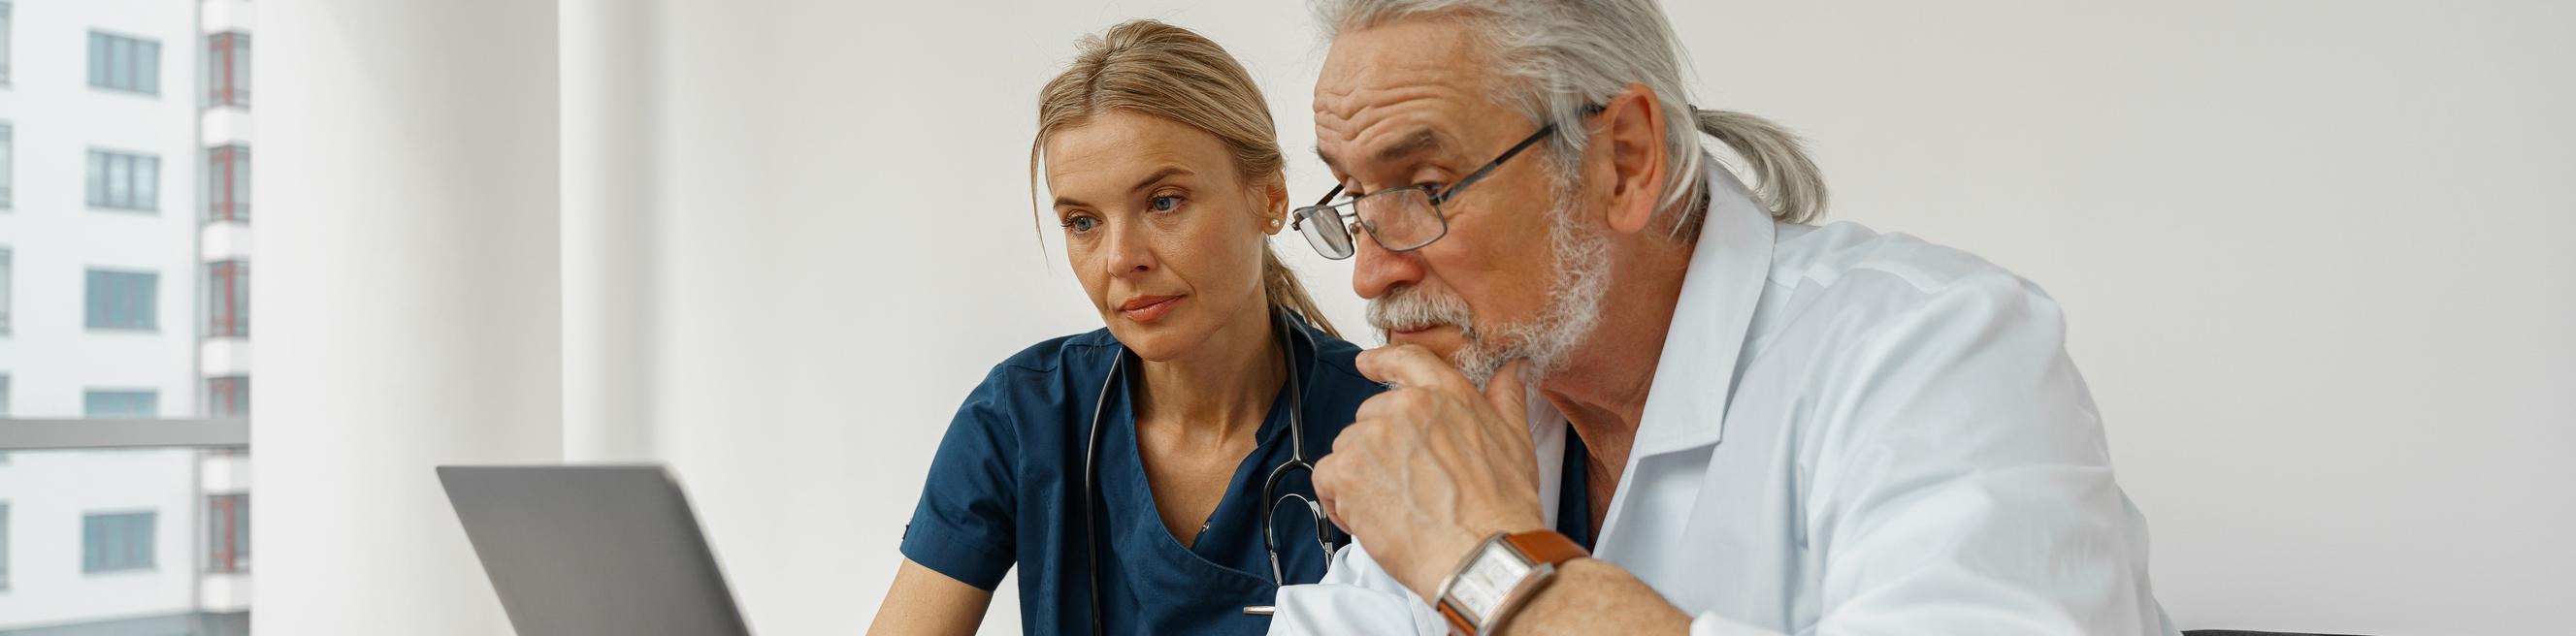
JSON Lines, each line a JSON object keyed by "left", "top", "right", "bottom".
{"left": 561, "top": 0, "right": 662, "bottom": 461}
{"left": 256, "top": 1, "right": 561, "bottom": 634}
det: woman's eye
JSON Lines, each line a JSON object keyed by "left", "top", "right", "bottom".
{"left": 1064, "top": 216, "right": 1099, "bottom": 233}
{"left": 1149, "top": 195, "right": 1182, "bottom": 212}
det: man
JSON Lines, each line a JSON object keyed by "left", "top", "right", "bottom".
{"left": 1271, "top": 1, "right": 2180, "bottom": 634}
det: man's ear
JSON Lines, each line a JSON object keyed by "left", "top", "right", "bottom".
{"left": 1596, "top": 83, "right": 1670, "bottom": 236}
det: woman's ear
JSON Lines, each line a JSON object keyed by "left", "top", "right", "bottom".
{"left": 1261, "top": 174, "right": 1291, "bottom": 236}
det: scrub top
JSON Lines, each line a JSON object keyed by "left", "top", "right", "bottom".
{"left": 901, "top": 314, "right": 1380, "bottom": 634}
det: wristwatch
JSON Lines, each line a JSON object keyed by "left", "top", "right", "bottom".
{"left": 1434, "top": 530, "right": 1588, "bottom": 635}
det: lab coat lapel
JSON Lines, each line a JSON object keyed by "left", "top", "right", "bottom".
{"left": 1593, "top": 163, "right": 1775, "bottom": 550}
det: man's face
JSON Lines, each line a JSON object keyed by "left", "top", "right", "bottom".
{"left": 1316, "top": 18, "right": 1612, "bottom": 385}
{"left": 1316, "top": 19, "right": 1563, "bottom": 366}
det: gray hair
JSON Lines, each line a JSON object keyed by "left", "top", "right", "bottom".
{"left": 1314, "top": 0, "right": 1828, "bottom": 235}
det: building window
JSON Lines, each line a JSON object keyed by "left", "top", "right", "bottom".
{"left": 207, "top": 144, "right": 249, "bottom": 222}
{"left": 87, "top": 32, "right": 158, "bottom": 95}
{"left": 85, "top": 269, "right": 157, "bottom": 330}
{"left": 1, "top": 502, "right": 10, "bottom": 590}
{"left": 1, "top": 247, "right": 11, "bottom": 334}
{"left": 1, "top": 122, "right": 13, "bottom": 209}
{"left": 82, "top": 511, "right": 156, "bottom": 573}
{"left": 206, "top": 260, "right": 247, "bottom": 336}
{"left": 207, "top": 494, "right": 248, "bottom": 573}
{"left": 1, "top": 374, "right": 11, "bottom": 416}
{"left": 83, "top": 390, "right": 159, "bottom": 418}
{"left": 1, "top": 2, "right": 13, "bottom": 86}
{"left": 205, "top": 375, "right": 248, "bottom": 418}
{"left": 86, "top": 149, "right": 159, "bottom": 210}
{"left": 207, "top": 32, "right": 249, "bottom": 108}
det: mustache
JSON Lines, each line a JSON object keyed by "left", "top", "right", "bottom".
{"left": 1366, "top": 285, "right": 1476, "bottom": 338}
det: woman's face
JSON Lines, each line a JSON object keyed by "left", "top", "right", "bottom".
{"left": 1045, "top": 110, "right": 1285, "bottom": 362}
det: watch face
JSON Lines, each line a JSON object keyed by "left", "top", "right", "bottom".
{"left": 1451, "top": 541, "right": 1534, "bottom": 620}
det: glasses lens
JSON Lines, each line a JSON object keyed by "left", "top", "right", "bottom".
{"left": 1296, "top": 206, "right": 1355, "bottom": 259}
{"left": 1357, "top": 187, "right": 1445, "bottom": 251}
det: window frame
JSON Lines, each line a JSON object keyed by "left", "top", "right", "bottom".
{"left": 86, "top": 148, "right": 161, "bottom": 211}
{"left": 82, "top": 510, "right": 158, "bottom": 574}
{"left": 205, "top": 259, "right": 247, "bottom": 337}
{"left": 83, "top": 268, "right": 160, "bottom": 331}
{"left": 206, "top": 32, "right": 249, "bottom": 108}
{"left": 86, "top": 31, "right": 160, "bottom": 96}
{"left": 206, "top": 144, "right": 249, "bottom": 222}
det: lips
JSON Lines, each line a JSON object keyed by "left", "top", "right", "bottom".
{"left": 1119, "top": 295, "right": 1184, "bottom": 323}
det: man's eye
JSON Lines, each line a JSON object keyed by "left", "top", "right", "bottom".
{"left": 1065, "top": 216, "right": 1099, "bottom": 233}
{"left": 1149, "top": 196, "right": 1183, "bottom": 212}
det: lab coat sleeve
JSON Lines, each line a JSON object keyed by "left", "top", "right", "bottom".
{"left": 1268, "top": 540, "right": 1451, "bottom": 635}
{"left": 1740, "top": 272, "right": 2173, "bottom": 636}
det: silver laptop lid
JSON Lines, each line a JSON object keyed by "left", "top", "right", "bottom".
{"left": 439, "top": 464, "right": 752, "bottom": 636}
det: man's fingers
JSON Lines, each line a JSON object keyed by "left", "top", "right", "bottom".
{"left": 1483, "top": 359, "right": 1532, "bottom": 429}
{"left": 1310, "top": 453, "right": 1351, "bottom": 533}
{"left": 1354, "top": 344, "right": 1470, "bottom": 391}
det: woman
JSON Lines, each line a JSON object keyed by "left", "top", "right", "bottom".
{"left": 867, "top": 20, "right": 1380, "bottom": 635}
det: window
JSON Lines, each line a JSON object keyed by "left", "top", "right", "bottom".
{"left": 82, "top": 511, "right": 156, "bottom": 573}
{"left": 205, "top": 375, "right": 247, "bottom": 418}
{"left": 207, "top": 494, "right": 248, "bottom": 573}
{"left": 1, "top": 247, "right": 11, "bottom": 334}
{"left": 207, "top": 144, "right": 249, "bottom": 222}
{"left": 1, "top": 502, "right": 10, "bottom": 590}
{"left": 2, "top": 122, "right": 13, "bottom": 208}
{"left": 85, "top": 269, "right": 158, "bottom": 330}
{"left": 1, "top": 374, "right": 10, "bottom": 416}
{"left": 87, "top": 149, "right": 160, "bottom": 210}
{"left": 0, "top": 2, "right": 13, "bottom": 85}
{"left": 206, "top": 260, "right": 247, "bottom": 336}
{"left": 84, "top": 390, "right": 159, "bottom": 418}
{"left": 207, "top": 32, "right": 249, "bottom": 108}
{"left": 87, "top": 32, "right": 159, "bottom": 95}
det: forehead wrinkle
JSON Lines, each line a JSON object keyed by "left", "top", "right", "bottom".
{"left": 1315, "top": 88, "right": 1454, "bottom": 173}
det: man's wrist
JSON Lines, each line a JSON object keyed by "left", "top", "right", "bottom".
{"left": 1406, "top": 525, "right": 1493, "bottom": 601}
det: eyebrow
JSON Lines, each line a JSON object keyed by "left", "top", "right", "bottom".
{"left": 1053, "top": 166, "right": 1193, "bottom": 209}
{"left": 1317, "top": 128, "right": 1447, "bottom": 178}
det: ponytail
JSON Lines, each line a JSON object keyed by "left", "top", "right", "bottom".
{"left": 1258, "top": 245, "right": 1341, "bottom": 339}
{"left": 1691, "top": 109, "right": 1828, "bottom": 225}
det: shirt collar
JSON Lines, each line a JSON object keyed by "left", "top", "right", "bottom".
{"left": 1627, "top": 158, "right": 1777, "bottom": 459}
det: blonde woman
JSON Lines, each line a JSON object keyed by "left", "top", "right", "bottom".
{"left": 867, "top": 20, "right": 1380, "bottom": 635}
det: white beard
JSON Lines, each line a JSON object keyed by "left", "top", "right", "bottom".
{"left": 1365, "top": 188, "right": 1614, "bottom": 389}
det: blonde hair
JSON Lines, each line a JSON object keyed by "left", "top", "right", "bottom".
{"left": 1030, "top": 19, "right": 1342, "bottom": 338}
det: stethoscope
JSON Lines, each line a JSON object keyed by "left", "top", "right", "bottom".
{"left": 1081, "top": 307, "right": 1339, "bottom": 633}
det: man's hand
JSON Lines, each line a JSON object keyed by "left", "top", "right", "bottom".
{"left": 1312, "top": 345, "right": 1549, "bottom": 602}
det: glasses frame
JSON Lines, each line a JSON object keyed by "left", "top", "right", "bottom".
{"left": 1291, "top": 120, "right": 1563, "bottom": 260}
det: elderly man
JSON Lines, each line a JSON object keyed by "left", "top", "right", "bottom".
{"left": 1270, "top": 1, "right": 2179, "bottom": 635}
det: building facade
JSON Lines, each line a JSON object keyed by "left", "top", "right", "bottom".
{"left": 0, "top": 0, "right": 252, "bottom": 633}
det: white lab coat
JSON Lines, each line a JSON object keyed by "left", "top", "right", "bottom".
{"left": 1271, "top": 162, "right": 2180, "bottom": 635}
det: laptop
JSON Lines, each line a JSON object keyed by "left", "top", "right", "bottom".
{"left": 439, "top": 464, "right": 754, "bottom": 636}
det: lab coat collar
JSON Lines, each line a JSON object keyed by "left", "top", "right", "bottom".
{"left": 1627, "top": 161, "right": 1775, "bottom": 459}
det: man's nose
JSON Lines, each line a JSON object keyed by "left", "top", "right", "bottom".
{"left": 1351, "top": 230, "right": 1422, "bottom": 300}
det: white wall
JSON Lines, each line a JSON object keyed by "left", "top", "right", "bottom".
{"left": 253, "top": 1, "right": 2573, "bottom": 635}
{"left": 1673, "top": 2, "right": 2576, "bottom": 634}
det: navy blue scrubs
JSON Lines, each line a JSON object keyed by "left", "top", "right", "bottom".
{"left": 901, "top": 315, "right": 1379, "bottom": 634}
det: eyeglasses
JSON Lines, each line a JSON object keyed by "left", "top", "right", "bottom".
{"left": 1290, "top": 121, "right": 1561, "bottom": 260}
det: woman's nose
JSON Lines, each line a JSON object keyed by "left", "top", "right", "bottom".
{"left": 1104, "top": 224, "right": 1156, "bottom": 276}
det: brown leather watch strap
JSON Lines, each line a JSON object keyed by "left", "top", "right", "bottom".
{"left": 1440, "top": 601, "right": 1477, "bottom": 636}
{"left": 1502, "top": 530, "right": 1587, "bottom": 567}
